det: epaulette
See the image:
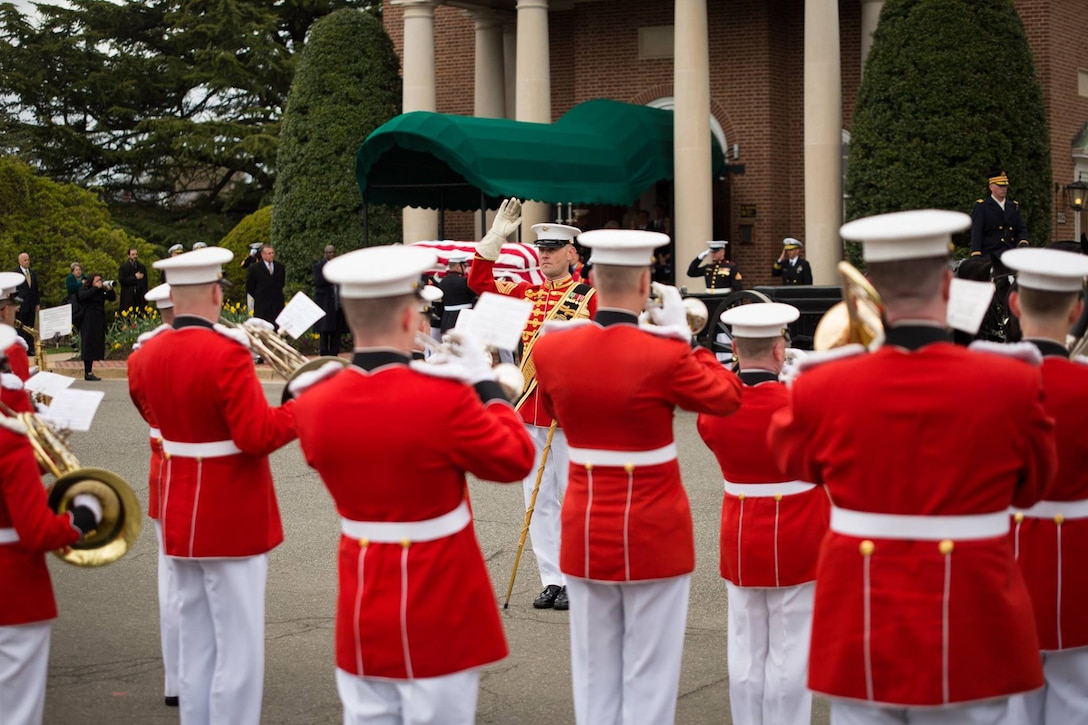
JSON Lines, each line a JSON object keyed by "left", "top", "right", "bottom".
{"left": 133, "top": 324, "right": 172, "bottom": 351}
{"left": 967, "top": 340, "right": 1042, "bottom": 366}
{"left": 1, "top": 372, "right": 23, "bottom": 390}
{"left": 789, "top": 344, "right": 867, "bottom": 381}
{"left": 286, "top": 360, "right": 345, "bottom": 397}
{"left": 212, "top": 323, "right": 252, "bottom": 349}
{"left": 12, "top": 336, "right": 27, "bottom": 351}
{"left": 541, "top": 318, "right": 594, "bottom": 336}
{"left": 0, "top": 414, "right": 27, "bottom": 435}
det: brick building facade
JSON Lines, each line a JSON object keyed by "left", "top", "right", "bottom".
{"left": 382, "top": 1, "right": 1088, "bottom": 287}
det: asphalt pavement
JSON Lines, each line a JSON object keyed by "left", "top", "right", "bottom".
{"left": 42, "top": 379, "right": 830, "bottom": 724}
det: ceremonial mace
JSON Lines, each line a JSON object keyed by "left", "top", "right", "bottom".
{"left": 503, "top": 419, "right": 558, "bottom": 609}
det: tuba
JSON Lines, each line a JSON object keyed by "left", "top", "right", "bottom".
{"left": 3, "top": 406, "right": 141, "bottom": 567}
{"left": 227, "top": 320, "right": 348, "bottom": 403}
{"left": 813, "top": 261, "right": 886, "bottom": 350}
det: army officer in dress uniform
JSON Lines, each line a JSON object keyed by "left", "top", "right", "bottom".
{"left": 769, "top": 209, "right": 1056, "bottom": 725}
{"left": 289, "top": 245, "right": 534, "bottom": 724}
{"left": 1002, "top": 247, "right": 1088, "bottom": 724}
{"left": 771, "top": 238, "right": 813, "bottom": 285}
{"left": 687, "top": 240, "right": 743, "bottom": 294}
{"left": 970, "top": 170, "right": 1029, "bottom": 260}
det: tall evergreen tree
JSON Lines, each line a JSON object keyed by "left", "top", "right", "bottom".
{"left": 272, "top": 7, "right": 401, "bottom": 289}
{"left": 846, "top": 0, "right": 1051, "bottom": 252}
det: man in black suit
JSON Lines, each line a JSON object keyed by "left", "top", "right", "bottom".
{"left": 14, "top": 252, "right": 39, "bottom": 347}
{"left": 312, "top": 245, "right": 345, "bottom": 356}
{"left": 118, "top": 247, "right": 149, "bottom": 312}
{"left": 245, "top": 244, "right": 286, "bottom": 325}
{"left": 970, "top": 170, "right": 1029, "bottom": 260}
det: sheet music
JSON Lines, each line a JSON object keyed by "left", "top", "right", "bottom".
{"left": 45, "top": 388, "right": 104, "bottom": 432}
{"left": 947, "top": 278, "right": 996, "bottom": 334}
{"left": 454, "top": 293, "right": 532, "bottom": 351}
{"left": 38, "top": 304, "right": 72, "bottom": 341}
{"left": 275, "top": 292, "right": 326, "bottom": 339}
{"left": 22, "top": 371, "right": 74, "bottom": 398}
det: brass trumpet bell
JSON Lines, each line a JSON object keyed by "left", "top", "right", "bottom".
{"left": 48, "top": 468, "right": 142, "bottom": 567}
{"left": 813, "top": 262, "right": 885, "bottom": 351}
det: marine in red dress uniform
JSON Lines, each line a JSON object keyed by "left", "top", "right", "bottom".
{"left": 0, "top": 276, "right": 33, "bottom": 413}
{"left": 769, "top": 211, "right": 1056, "bottom": 724}
{"left": 0, "top": 324, "right": 98, "bottom": 725}
{"left": 128, "top": 249, "right": 296, "bottom": 725}
{"left": 1002, "top": 248, "right": 1088, "bottom": 724}
{"left": 533, "top": 230, "right": 742, "bottom": 725}
{"left": 697, "top": 302, "right": 829, "bottom": 725}
{"left": 292, "top": 244, "right": 534, "bottom": 723}
{"left": 467, "top": 200, "right": 597, "bottom": 610}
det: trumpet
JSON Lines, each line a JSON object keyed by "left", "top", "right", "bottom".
{"left": 647, "top": 285, "right": 711, "bottom": 334}
{"left": 227, "top": 319, "right": 348, "bottom": 403}
{"left": 414, "top": 332, "right": 525, "bottom": 402}
{"left": 0, "top": 403, "right": 140, "bottom": 567}
{"left": 813, "top": 262, "right": 885, "bottom": 350}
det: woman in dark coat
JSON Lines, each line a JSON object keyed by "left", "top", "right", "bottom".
{"left": 76, "top": 273, "right": 115, "bottom": 380}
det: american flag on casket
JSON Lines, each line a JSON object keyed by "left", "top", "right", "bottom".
{"left": 410, "top": 240, "right": 544, "bottom": 284}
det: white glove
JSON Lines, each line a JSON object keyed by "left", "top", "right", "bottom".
{"left": 477, "top": 198, "right": 522, "bottom": 261}
{"left": 72, "top": 493, "right": 103, "bottom": 524}
{"left": 243, "top": 317, "right": 276, "bottom": 332}
{"left": 698, "top": 250, "right": 710, "bottom": 261}
{"left": 410, "top": 331, "right": 496, "bottom": 385}
{"left": 643, "top": 283, "right": 691, "bottom": 343}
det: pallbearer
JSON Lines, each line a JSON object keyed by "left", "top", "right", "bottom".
{"left": 290, "top": 245, "right": 534, "bottom": 724}
{"left": 1002, "top": 247, "right": 1088, "bottom": 724}
{"left": 769, "top": 210, "right": 1056, "bottom": 724}
{"left": 0, "top": 322, "right": 102, "bottom": 725}
{"left": 697, "top": 302, "right": 828, "bottom": 725}
{"left": 532, "top": 229, "right": 742, "bottom": 725}
{"left": 128, "top": 248, "right": 297, "bottom": 725}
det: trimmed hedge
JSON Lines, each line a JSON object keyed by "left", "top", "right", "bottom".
{"left": 272, "top": 8, "right": 402, "bottom": 291}
{"left": 847, "top": 0, "right": 1051, "bottom": 260}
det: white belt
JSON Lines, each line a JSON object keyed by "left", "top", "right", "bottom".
{"left": 341, "top": 500, "right": 471, "bottom": 543}
{"left": 0, "top": 527, "right": 18, "bottom": 544}
{"left": 443, "top": 303, "right": 471, "bottom": 311}
{"left": 567, "top": 443, "right": 677, "bottom": 468}
{"left": 830, "top": 507, "right": 1009, "bottom": 541}
{"left": 705, "top": 288, "right": 733, "bottom": 295}
{"left": 148, "top": 427, "right": 161, "bottom": 439}
{"left": 161, "top": 438, "right": 242, "bottom": 458}
{"left": 724, "top": 480, "right": 816, "bottom": 498}
{"left": 1013, "top": 499, "right": 1088, "bottom": 521}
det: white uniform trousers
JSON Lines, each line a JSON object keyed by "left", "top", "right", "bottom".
{"left": 831, "top": 697, "right": 1021, "bottom": 724}
{"left": 335, "top": 668, "right": 479, "bottom": 725}
{"left": 725, "top": 581, "right": 815, "bottom": 725}
{"left": 1015, "top": 648, "right": 1088, "bottom": 723}
{"left": 154, "top": 521, "right": 180, "bottom": 699}
{"left": 567, "top": 575, "right": 691, "bottom": 725}
{"left": 0, "top": 622, "right": 51, "bottom": 725}
{"left": 524, "top": 425, "right": 569, "bottom": 588}
{"left": 174, "top": 554, "right": 268, "bottom": 725}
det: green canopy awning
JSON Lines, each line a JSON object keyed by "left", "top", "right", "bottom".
{"left": 355, "top": 99, "right": 726, "bottom": 211}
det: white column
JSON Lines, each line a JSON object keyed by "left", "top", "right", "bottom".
{"left": 503, "top": 23, "right": 517, "bottom": 120}
{"left": 861, "top": 0, "right": 884, "bottom": 70}
{"left": 804, "top": 0, "right": 843, "bottom": 285}
{"left": 674, "top": 0, "right": 713, "bottom": 291}
{"left": 395, "top": 0, "right": 439, "bottom": 243}
{"left": 516, "top": 0, "right": 552, "bottom": 240}
{"left": 470, "top": 10, "right": 509, "bottom": 238}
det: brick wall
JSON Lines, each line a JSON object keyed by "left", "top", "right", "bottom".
{"left": 382, "top": 0, "right": 1087, "bottom": 272}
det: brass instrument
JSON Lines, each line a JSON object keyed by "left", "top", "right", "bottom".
{"left": 13, "top": 320, "right": 49, "bottom": 373}
{"left": 647, "top": 285, "right": 711, "bottom": 335}
{"left": 1, "top": 405, "right": 140, "bottom": 567}
{"left": 227, "top": 320, "right": 347, "bottom": 403}
{"left": 414, "top": 332, "right": 525, "bottom": 402}
{"left": 813, "top": 262, "right": 885, "bottom": 351}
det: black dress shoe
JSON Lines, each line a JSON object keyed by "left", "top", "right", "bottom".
{"left": 533, "top": 584, "right": 563, "bottom": 609}
{"left": 84, "top": 373, "right": 101, "bottom": 381}
{"left": 552, "top": 586, "right": 569, "bottom": 611}
{"left": 164, "top": 696, "right": 179, "bottom": 707}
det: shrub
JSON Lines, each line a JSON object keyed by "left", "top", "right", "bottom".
{"left": 218, "top": 206, "right": 273, "bottom": 304}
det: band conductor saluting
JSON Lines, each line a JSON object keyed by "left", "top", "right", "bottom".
{"left": 289, "top": 244, "right": 534, "bottom": 724}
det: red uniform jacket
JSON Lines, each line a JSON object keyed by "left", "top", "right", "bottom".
{"left": 769, "top": 326, "right": 1056, "bottom": 706}
{"left": 292, "top": 351, "right": 535, "bottom": 679}
{"left": 5, "top": 340, "right": 30, "bottom": 381}
{"left": 697, "top": 371, "right": 829, "bottom": 587}
{"left": 0, "top": 419, "right": 81, "bottom": 625}
{"left": 1014, "top": 341, "right": 1088, "bottom": 651}
{"left": 468, "top": 256, "right": 597, "bottom": 426}
{"left": 127, "top": 316, "right": 296, "bottom": 558}
{"left": 131, "top": 325, "right": 171, "bottom": 520}
{"left": 533, "top": 311, "right": 742, "bottom": 582}
{"left": 1, "top": 373, "right": 33, "bottom": 414}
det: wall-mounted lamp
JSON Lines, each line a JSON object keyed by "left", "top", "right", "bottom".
{"left": 1065, "top": 175, "right": 1088, "bottom": 212}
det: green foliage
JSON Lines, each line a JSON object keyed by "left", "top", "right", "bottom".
{"left": 847, "top": 0, "right": 1051, "bottom": 247}
{"left": 272, "top": 7, "right": 402, "bottom": 290}
{"left": 108, "top": 201, "right": 248, "bottom": 260}
{"left": 0, "top": 0, "right": 375, "bottom": 209}
{"left": 0, "top": 156, "right": 149, "bottom": 308}
{"left": 219, "top": 205, "right": 272, "bottom": 301}
{"left": 102, "top": 297, "right": 254, "bottom": 358}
